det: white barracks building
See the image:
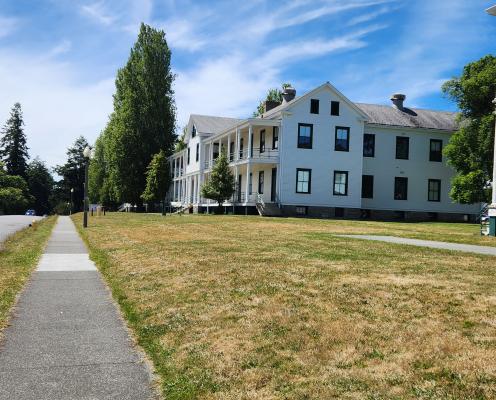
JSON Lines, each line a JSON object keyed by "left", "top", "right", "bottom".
{"left": 169, "top": 82, "right": 480, "bottom": 221}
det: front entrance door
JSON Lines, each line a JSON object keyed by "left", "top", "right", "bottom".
{"left": 271, "top": 167, "right": 277, "bottom": 202}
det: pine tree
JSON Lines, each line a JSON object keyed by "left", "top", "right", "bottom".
{"left": 0, "top": 103, "right": 29, "bottom": 178}
{"left": 26, "top": 158, "right": 54, "bottom": 215}
{"left": 201, "top": 150, "right": 235, "bottom": 209}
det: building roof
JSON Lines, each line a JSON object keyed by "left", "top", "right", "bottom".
{"left": 355, "top": 103, "right": 458, "bottom": 131}
{"left": 190, "top": 114, "right": 243, "bottom": 135}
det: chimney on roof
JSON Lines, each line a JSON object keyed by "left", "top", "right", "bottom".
{"left": 282, "top": 86, "right": 296, "bottom": 104}
{"left": 264, "top": 100, "right": 281, "bottom": 113}
{"left": 391, "top": 93, "right": 406, "bottom": 111}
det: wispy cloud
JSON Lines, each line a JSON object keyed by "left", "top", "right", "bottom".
{"left": 347, "top": 4, "right": 396, "bottom": 26}
{"left": 48, "top": 40, "right": 72, "bottom": 57}
{"left": 0, "top": 15, "right": 20, "bottom": 39}
{"left": 80, "top": 2, "right": 116, "bottom": 26}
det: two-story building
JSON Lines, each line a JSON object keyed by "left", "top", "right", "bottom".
{"left": 170, "top": 82, "right": 481, "bottom": 221}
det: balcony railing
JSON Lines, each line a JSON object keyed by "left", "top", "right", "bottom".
{"left": 173, "top": 168, "right": 184, "bottom": 178}
{"left": 204, "top": 149, "right": 279, "bottom": 169}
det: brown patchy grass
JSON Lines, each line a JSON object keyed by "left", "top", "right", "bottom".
{"left": 74, "top": 213, "right": 496, "bottom": 399}
{"left": 0, "top": 216, "right": 56, "bottom": 334}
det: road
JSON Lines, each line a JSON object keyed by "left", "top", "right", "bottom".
{"left": 0, "top": 215, "right": 43, "bottom": 243}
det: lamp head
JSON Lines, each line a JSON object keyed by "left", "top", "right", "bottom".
{"left": 83, "top": 146, "right": 91, "bottom": 158}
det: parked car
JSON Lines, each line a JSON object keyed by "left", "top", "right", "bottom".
{"left": 25, "top": 209, "right": 36, "bottom": 216}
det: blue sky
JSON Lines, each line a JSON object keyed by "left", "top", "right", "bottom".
{"left": 0, "top": 0, "right": 495, "bottom": 168}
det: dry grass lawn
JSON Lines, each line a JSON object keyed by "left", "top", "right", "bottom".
{"left": 74, "top": 213, "right": 496, "bottom": 399}
{"left": 0, "top": 216, "right": 56, "bottom": 334}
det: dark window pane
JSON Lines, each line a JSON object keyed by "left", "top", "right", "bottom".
{"left": 394, "top": 177, "right": 408, "bottom": 200}
{"left": 363, "top": 133, "right": 375, "bottom": 157}
{"left": 396, "top": 137, "right": 409, "bottom": 159}
{"left": 260, "top": 129, "right": 265, "bottom": 153}
{"left": 192, "top": 125, "right": 196, "bottom": 137}
{"left": 335, "top": 127, "right": 350, "bottom": 151}
{"left": 331, "top": 101, "right": 340, "bottom": 116}
{"left": 361, "top": 175, "right": 374, "bottom": 198}
{"left": 428, "top": 179, "right": 441, "bottom": 201}
{"left": 273, "top": 126, "right": 279, "bottom": 149}
{"left": 187, "top": 147, "right": 190, "bottom": 164}
{"left": 258, "top": 171, "right": 264, "bottom": 194}
{"left": 310, "top": 99, "right": 319, "bottom": 114}
{"left": 196, "top": 143, "right": 199, "bottom": 161}
{"left": 429, "top": 139, "right": 442, "bottom": 162}
{"left": 298, "top": 124, "right": 313, "bottom": 149}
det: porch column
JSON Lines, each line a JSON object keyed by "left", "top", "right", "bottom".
{"left": 227, "top": 133, "right": 231, "bottom": 161}
{"left": 244, "top": 163, "right": 251, "bottom": 203}
{"left": 210, "top": 141, "right": 214, "bottom": 167}
{"left": 248, "top": 124, "right": 253, "bottom": 159}
{"left": 235, "top": 128, "right": 240, "bottom": 161}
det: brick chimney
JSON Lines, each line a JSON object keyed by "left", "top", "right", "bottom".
{"left": 264, "top": 100, "right": 281, "bottom": 113}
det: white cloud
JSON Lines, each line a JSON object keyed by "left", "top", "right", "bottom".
{"left": 80, "top": 2, "right": 116, "bottom": 26}
{"left": 48, "top": 40, "right": 72, "bottom": 57}
{"left": 0, "top": 16, "right": 20, "bottom": 39}
{"left": 0, "top": 49, "right": 114, "bottom": 168}
{"left": 160, "top": 19, "right": 206, "bottom": 51}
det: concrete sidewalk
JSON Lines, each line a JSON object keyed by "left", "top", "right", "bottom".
{"left": 337, "top": 234, "right": 496, "bottom": 256}
{"left": 0, "top": 216, "right": 157, "bottom": 400}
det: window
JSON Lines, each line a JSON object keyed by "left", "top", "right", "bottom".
{"left": 239, "top": 138, "right": 244, "bottom": 158}
{"left": 363, "top": 133, "right": 375, "bottom": 157}
{"left": 272, "top": 126, "right": 279, "bottom": 149}
{"left": 394, "top": 177, "right": 408, "bottom": 200}
{"left": 187, "top": 147, "right": 190, "bottom": 164}
{"left": 428, "top": 179, "right": 441, "bottom": 202}
{"left": 430, "top": 139, "right": 442, "bottom": 162}
{"left": 361, "top": 175, "right": 374, "bottom": 199}
{"left": 335, "top": 127, "right": 350, "bottom": 152}
{"left": 296, "top": 168, "right": 311, "bottom": 193}
{"left": 258, "top": 171, "right": 264, "bottom": 194}
{"left": 229, "top": 141, "right": 234, "bottom": 161}
{"left": 298, "top": 123, "right": 313, "bottom": 149}
{"left": 310, "top": 99, "right": 319, "bottom": 114}
{"left": 196, "top": 143, "right": 199, "bottom": 162}
{"left": 295, "top": 206, "right": 308, "bottom": 215}
{"left": 250, "top": 133, "right": 254, "bottom": 157}
{"left": 396, "top": 137, "right": 409, "bottom": 160}
{"left": 333, "top": 171, "right": 348, "bottom": 196}
{"left": 331, "top": 101, "right": 340, "bottom": 116}
{"left": 260, "top": 129, "right": 266, "bottom": 153}
{"left": 249, "top": 172, "right": 253, "bottom": 195}
{"left": 192, "top": 125, "right": 196, "bottom": 138}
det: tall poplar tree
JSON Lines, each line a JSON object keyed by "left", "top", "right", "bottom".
{"left": 104, "top": 23, "right": 176, "bottom": 205}
{"left": 0, "top": 103, "right": 29, "bottom": 178}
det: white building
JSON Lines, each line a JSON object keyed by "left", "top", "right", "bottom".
{"left": 170, "top": 82, "right": 480, "bottom": 221}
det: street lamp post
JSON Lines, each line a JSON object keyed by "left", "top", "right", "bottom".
{"left": 82, "top": 146, "right": 93, "bottom": 228}
{"left": 486, "top": 5, "right": 496, "bottom": 236}
{"left": 70, "top": 188, "right": 74, "bottom": 215}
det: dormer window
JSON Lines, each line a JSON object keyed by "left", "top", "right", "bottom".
{"left": 331, "top": 101, "right": 340, "bottom": 116}
{"left": 192, "top": 125, "right": 197, "bottom": 138}
{"left": 310, "top": 99, "right": 319, "bottom": 114}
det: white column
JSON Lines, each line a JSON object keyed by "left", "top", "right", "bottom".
{"left": 236, "top": 128, "right": 240, "bottom": 161}
{"left": 248, "top": 124, "right": 253, "bottom": 159}
{"left": 210, "top": 141, "right": 214, "bottom": 167}
{"left": 244, "top": 164, "right": 251, "bottom": 203}
{"left": 227, "top": 133, "right": 231, "bottom": 161}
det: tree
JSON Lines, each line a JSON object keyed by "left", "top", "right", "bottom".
{"left": 141, "top": 150, "right": 171, "bottom": 205}
{"left": 174, "top": 127, "right": 187, "bottom": 152}
{"left": 26, "top": 158, "right": 54, "bottom": 215}
{"left": 0, "top": 162, "right": 32, "bottom": 214}
{"left": 442, "top": 55, "right": 496, "bottom": 204}
{"left": 0, "top": 103, "right": 29, "bottom": 178}
{"left": 253, "top": 83, "right": 292, "bottom": 117}
{"left": 102, "top": 23, "right": 176, "bottom": 206}
{"left": 200, "top": 150, "right": 235, "bottom": 210}
{"left": 53, "top": 136, "right": 88, "bottom": 212}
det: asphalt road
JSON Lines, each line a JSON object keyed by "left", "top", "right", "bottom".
{"left": 0, "top": 215, "right": 43, "bottom": 243}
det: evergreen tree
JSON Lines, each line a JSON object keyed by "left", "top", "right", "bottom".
{"left": 53, "top": 136, "right": 89, "bottom": 212}
{"left": 26, "top": 158, "right": 54, "bottom": 215}
{"left": 0, "top": 162, "right": 33, "bottom": 214}
{"left": 0, "top": 103, "right": 29, "bottom": 178}
{"left": 442, "top": 55, "right": 496, "bottom": 203}
{"left": 201, "top": 150, "right": 235, "bottom": 209}
{"left": 141, "top": 150, "right": 171, "bottom": 204}
{"left": 104, "top": 23, "right": 176, "bottom": 205}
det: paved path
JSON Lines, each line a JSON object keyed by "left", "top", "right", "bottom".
{"left": 338, "top": 235, "right": 496, "bottom": 256}
{"left": 0, "top": 215, "right": 43, "bottom": 243}
{"left": 0, "top": 216, "right": 157, "bottom": 400}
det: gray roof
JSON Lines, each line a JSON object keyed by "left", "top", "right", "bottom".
{"left": 190, "top": 114, "right": 243, "bottom": 135}
{"left": 356, "top": 103, "right": 458, "bottom": 131}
